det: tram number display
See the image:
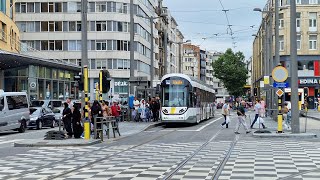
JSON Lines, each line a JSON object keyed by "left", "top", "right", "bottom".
{"left": 166, "top": 80, "right": 183, "bottom": 85}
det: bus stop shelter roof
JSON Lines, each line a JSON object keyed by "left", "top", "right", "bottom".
{"left": 0, "top": 50, "right": 81, "bottom": 72}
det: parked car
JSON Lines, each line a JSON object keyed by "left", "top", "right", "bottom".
{"left": 30, "top": 100, "right": 63, "bottom": 110}
{"left": 0, "top": 90, "right": 30, "bottom": 133}
{"left": 29, "top": 107, "right": 56, "bottom": 129}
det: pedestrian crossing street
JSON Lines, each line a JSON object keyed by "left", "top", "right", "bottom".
{"left": 1, "top": 140, "right": 320, "bottom": 179}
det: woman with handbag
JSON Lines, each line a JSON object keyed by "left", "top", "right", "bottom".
{"left": 221, "top": 102, "right": 230, "bottom": 128}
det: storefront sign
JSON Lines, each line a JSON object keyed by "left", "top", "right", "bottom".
{"left": 114, "top": 81, "right": 128, "bottom": 87}
{"left": 299, "top": 78, "right": 320, "bottom": 85}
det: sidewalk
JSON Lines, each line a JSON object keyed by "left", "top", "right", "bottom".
{"left": 302, "top": 109, "right": 320, "bottom": 120}
{"left": 14, "top": 121, "right": 161, "bottom": 147}
{"left": 246, "top": 111, "right": 318, "bottom": 138}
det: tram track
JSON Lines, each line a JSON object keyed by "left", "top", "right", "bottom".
{"left": 47, "top": 128, "right": 177, "bottom": 180}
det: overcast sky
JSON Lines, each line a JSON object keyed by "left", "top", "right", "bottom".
{"left": 163, "top": 0, "right": 267, "bottom": 60}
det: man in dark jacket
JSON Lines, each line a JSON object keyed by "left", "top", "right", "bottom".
{"left": 150, "top": 98, "right": 160, "bottom": 121}
{"left": 234, "top": 101, "right": 251, "bottom": 134}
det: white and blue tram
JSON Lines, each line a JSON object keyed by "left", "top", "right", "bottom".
{"left": 160, "top": 73, "right": 216, "bottom": 124}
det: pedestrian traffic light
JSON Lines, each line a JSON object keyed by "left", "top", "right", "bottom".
{"left": 304, "top": 87, "right": 309, "bottom": 97}
{"left": 74, "top": 73, "right": 83, "bottom": 91}
{"left": 253, "top": 88, "right": 258, "bottom": 96}
{"left": 100, "top": 70, "right": 111, "bottom": 93}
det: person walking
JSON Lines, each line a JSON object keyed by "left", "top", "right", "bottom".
{"left": 282, "top": 103, "right": 290, "bottom": 130}
{"left": 62, "top": 102, "right": 73, "bottom": 138}
{"left": 250, "top": 100, "right": 266, "bottom": 129}
{"left": 235, "top": 101, "right": 251, "bottom": 134}
{"left": 140, "top": 99, "right": 147, "bottom": 121}
{"left": 72, "top": 104, "right": 83, "bottom": 138}
{"left": 91, "top": 100, "right": 102, "bottom": 136}
{"left": 221, "top": 102, "right": 230, "bottom": 128}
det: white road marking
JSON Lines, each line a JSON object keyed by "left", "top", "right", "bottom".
{"left": 178, "top": 117, "right": 223, "bottom": 132}
{"left": 0, "top": 139, "right": 23, "bottom": 145}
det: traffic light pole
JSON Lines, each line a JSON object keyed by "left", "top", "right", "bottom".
{"left": 99, "top": 70, "right": 103, "bottom": 101}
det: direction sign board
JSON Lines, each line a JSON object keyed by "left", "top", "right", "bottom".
{"left": 272, "top": 66, "right": 288, "bottom": 82}
{"left": 273, "top": 82, "right": 289, "bottom": 88}
{"left": 276, "top": 89, "right": 284, "bottom": 97}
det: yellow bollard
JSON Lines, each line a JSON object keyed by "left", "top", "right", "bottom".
{"left": 84, "top": 121, "right": 90, "bottom": 140}
{"left": 277, "top": 114, "right": 283, "bottom": 133}
{"left": 318, "top": 104, "right": 320, "bottom": 112}
{"left": 277, "top": 95, "right": 283, "bottom": 133}
{"left": 298, "top": 101, "right": 301, "bottom": 111}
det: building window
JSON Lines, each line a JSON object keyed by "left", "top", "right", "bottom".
{"left": 55, "top": 2, "right": 62, "bottom": 12}
{"left": 308, "top": 61, "right": 314, "bottom": 70}
{"left": 309, "top": 12, "right": 317, "bottom": 31}
{"left": 96, "top": 2, "right": 106, "bottom": 12}
{"left": 49, "top": 21, "right": 54, "bottom": 31}
{"left": 96, "top": 40, "right": 106, "bottom": 50}
{"left": 41, "top": 21, "right": 48, "bottom": 31}
{"left": 21, "top": 2, "right": 27, "bottom": 13}
{"left": 309, "top": 35, "right": 317, "bottom": 50}
{"left": 297, "top": 35, "right": 301, "bottom": 50}
{"left": 48, "top": 2, "right": 54, "bottom": 12}
{"left": 55, "top": 22, "right": 62, "bottom": 31}
{"left": 279, "top": 0, "right": 283, "bottom": 6}
{"left": 68, "top": 40, "right": 76, "bottom": 50}
{"left": 41, "top": 40, "right": 48, "bottom": 50}
{"left": 296, "top": 12, "right": 301, "bottom": 32}
{"left": 107, "top": 2, "right": 116, "bottom": 12}
{"left": 279, "top": 13, "right": 284, "bottom": 28}
{"left": 296, "top": 0, "right": 301, "bottom": 4}
{"left": 49, "top": 40, "right": 54, "bottom": 50}
{"left": 41, "top": 3, "right": 48, "bottom": 12}
{"left": 68, "top": 2, "right": 81, "bottom": 12}
{"left": 27, "top": 3, "right": 34, "bottom": 13}
{"left": 69, "top": 21, "right": 76, "bottom": 31}
{"left": 309, "top": 0, "right": 317, "bottom": 4}
{"left": 55, "top": 40, "right": 62, "bottom": 50}
{"left": 279, "top": 35, "right": 284, "bottom": 51}
{"left": 96, "top": 21, "right": 106, "bottom": 31}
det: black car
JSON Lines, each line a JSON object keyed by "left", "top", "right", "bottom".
{"left": 29, "top": 107, "right": 56, "bottom": 129}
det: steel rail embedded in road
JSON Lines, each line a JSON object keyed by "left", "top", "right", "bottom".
{"left": 162, "top": 128, "right": 223, "bottom": 180}
{"left": 47, "top": 128, "right": 178, "bottom": 180}
{"left": 211, "top": 134, "right": 239, "bottom": 180}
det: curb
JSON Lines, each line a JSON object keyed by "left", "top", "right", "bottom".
{"left": 14, "top": 139, "right": 101, "bottom": 147}
{"left": 143, "top": 122, "right": 163, "bottom": 131}
{"left": 253, "top": 132, "right": 317, "bottom": 138}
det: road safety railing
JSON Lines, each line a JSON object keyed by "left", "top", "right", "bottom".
{"left": 93, "top": 116, "right": 121, "bottom": 141}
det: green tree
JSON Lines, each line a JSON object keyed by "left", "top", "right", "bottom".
{"left": 212, "top": 48, "right": 248, "bottom": 97}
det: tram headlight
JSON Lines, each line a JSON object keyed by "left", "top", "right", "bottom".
{"left": 179, "top": 109, "right": 186, "bottom": 114}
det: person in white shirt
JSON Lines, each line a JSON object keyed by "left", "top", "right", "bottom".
{"left": 221, "top": 102, "right": 230, "bottom": 128}
{"left": 133, "top": 97, "right": 140, "bottom": 110}
{"left": 250, "top": 100, "right": 266, "bottom": 129}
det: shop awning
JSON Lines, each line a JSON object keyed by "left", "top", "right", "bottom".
{"left": 0, "top": 50, "right": 81, "bottom": 71}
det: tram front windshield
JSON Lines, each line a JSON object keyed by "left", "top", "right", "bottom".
{"left": 162, "top": 78, "right": 189, "bottom": 107}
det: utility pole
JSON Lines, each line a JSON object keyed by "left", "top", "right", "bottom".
{"left": 129, "top": 0, "right": 135, "bottom": 96}
{"left": 274, "top": 0, "right": 280, "bottom": 119}
{"left": 178, "top": 43, "right": 182, "bottom": 73}
{"left": 150, "top": 17, "right": 154, "bottom": 89}
{"left": 290, "top": 0, "right": 300, "bottom": 133}
{"left": 268, "top": 12, "right": 274, "bottom": 114}
{"left": 81, "top": 0, "right": 89, "bottom": 139}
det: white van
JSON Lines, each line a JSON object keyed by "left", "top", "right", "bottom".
{"left": 0, "top": 90, "right": 30, "bottom": 133}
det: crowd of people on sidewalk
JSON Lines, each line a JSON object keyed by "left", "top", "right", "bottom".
{"left": 60, "top": 96, "right": 162, "bottom": 139}
{"left": 132, "top": 97, "right": 161, "bottom": 122}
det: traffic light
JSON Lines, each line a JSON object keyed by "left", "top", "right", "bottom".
{"left": 100, "top": 70, "right": 111, "bottom": 93}
{"left": 74, "top": 73, "right": 83, "bottom": 91}
{"left": 304, "top": 87, "right": 309, "bottom": 97}
{"left": 253, "top": 87, "right": 258, "bottom": 96}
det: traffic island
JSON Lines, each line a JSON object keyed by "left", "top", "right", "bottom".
{"left": 14, "top": 139, "right": 101, "bottom": 147}
{"left": 253, "top": 131, "right": 317, "bottom": 138}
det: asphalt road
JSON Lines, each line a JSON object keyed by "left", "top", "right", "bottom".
{"left": 1, "top": 113, "right": 320, "bottom": 179}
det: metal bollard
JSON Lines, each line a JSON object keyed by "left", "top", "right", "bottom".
{"left": 84, "top": 121, "right": 90, "bottom": 140}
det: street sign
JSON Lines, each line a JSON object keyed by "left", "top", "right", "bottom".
{"left": 272, "top": 66, "right": 288, "bottom": 82}
{"left": 273, "top": 82, "right": 289, "bottom": 88}
{"left": 276, "top": 89, "right": 284, "bottom": 97}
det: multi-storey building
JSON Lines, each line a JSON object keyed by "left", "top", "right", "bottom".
{"left": 182, "top": 43, "right": 200, "bottom": 79}
{"left": 200, "top": 49, "right": 206, "bottom": 82}
{"left": 253, "top": 0, "right": 320, "bottom": 108}
{"left": 15, "top": 0, "right": 160, "bottom": 101}
{"left": 0, "top": 0, "right": 20, "bottom": 53}
{"left": 205, "top": 51, "right": 214, "bottom": 87}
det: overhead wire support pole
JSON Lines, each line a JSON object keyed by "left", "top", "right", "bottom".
{"left": 290, "top": 0, "right": 300, "bottom": 133}
{"left": 274, "top": 0, "right": 280, "bottom": 120}
{"left": 129, "top": 0, "right": 135, "bottom": 96}
{"left": 81, "top": 0, "right": 90, "bottom": 139}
